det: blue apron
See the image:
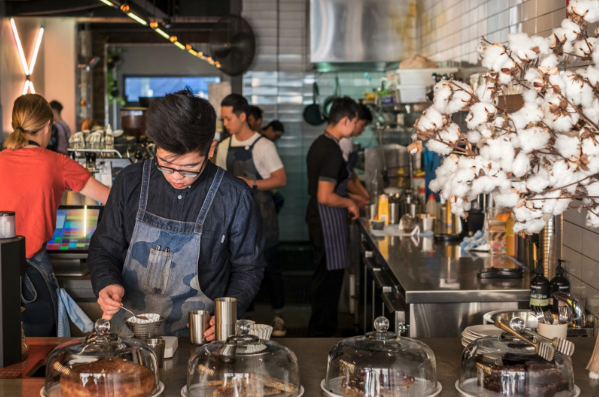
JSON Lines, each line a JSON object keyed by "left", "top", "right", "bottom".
{"left": 111, "top": 160, "right": 224, "bottom": 337}
{"left": 318, "top": 132, "right": 353, "bottom": 271}
{"left": 225, "top": 135, "right": 279, "bottom": 248}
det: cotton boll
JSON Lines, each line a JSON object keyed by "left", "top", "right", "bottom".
{"left": 527, "top": 168, "right": 550, "bottom": 192}
{"left": 585, "top": 66, "right": 599, "bottom": 86}
{"left": 432, "top": 82, "right": 452, "bottom": 113}
{"left": 439, "top": 123, "right": 461, "bottom": 143}
{"left": 450, "top": 168, "right": 475, "bottom": 198}
{"left": 416, "top": 106, "right": 445, "bottom": 132}
{"left": 429, "top": 178, "right": 442, "bottom": 192}
{"left": 540, "top": 54, "right": 559, "bottom": 69}
{"left": 548, "top": 159, "right": 574, "bottom": 187}
{"left": 512, "top": 102, "right": 544, "bottom": 129}
{"left": 586, "top": 209, "right": 599, "bottom": 228}
{"left": 569, "top": 0, "right": 599, "bottom": 23}
{"left": 426, "top": 139, "right": 453, "bottom": 155}
{"left": 494, "top": 191, "right": 520, "bottom": 208}
{"left": 523, "top": 89, "right": 541, "bottom": 104}
{"left": 467, "top": 102, "right": 496, "bottom": 130}
{"left": 555, "top": 134, "right": 581, "bottom": 158}
{"left": 446, "top": 88, "right": 473, "bottom": 114}
{"left": 476, "top": 81, "right": 497, "bottom": 102}
{"left": 525, "top": 218, "right": 549, "bottom": 233}
{"left": 531, "top": 36, "right": 551, "bottom": 55}
{"left": 518, "top": 126, "right": 550, "bottom": 153}
{"left": 471, "top": 176, "right": 496, "bottom": 196}
{"left": 582, "top": 98, "right": 599, "bottom": 125}
{"left": 457, "top": 156, "right": 476, "bottom": 170}
{"left": 512, "top": 151, "right": 531, "bottom": 177}
{"left": 436, "top": 156, "right": 459, "bottom": 177}
{"left": 582, "top": 135, "right": 599, "bottom": 156}
{"left": 574, "top": 37, "right": 597, "bottom": 57}
{"left": 468, "top": 130, "right": 482, "bottom": 143}
{"left": 481, "top": 44, "right": 509, "bottom": 72}
{"left": 564, "top": 71, "right": 594, "bottom": 107}
{"left": 561, "top": 19, "right": 582, "bottom": 41}
{"left": 514, "top": 205, "right": 544, "bottom": 222}
{"left": 548, "top": 73, "right": 566, "bottom": 93}
{"left": 552, "top": 112, "right": 579, "bottom": 133}
{"left": 551, "top": 28, "right": 568, "bottom": 48}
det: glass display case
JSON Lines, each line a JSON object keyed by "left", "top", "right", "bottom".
{"left": 457, "top": 334, "right": 577, "bottom": 396}
{"left": 184, "top": 320, "right": 302, "bottom": 397}
{"left": 42, "top": 319, "right": 162, "bottom": 397}
{"left": 323, "top": 317, "right": 441, "bottom": 397}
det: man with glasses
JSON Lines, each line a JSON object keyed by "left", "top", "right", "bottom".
{"left": 87, "top": 89, "right": 265, "bottom": 339}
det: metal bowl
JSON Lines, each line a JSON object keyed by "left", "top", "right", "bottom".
{"left": 125, "top": 315, "right": 163, "bottom": 338}
{"left": 483, "top": 310, "right": 539, "bottom": 329}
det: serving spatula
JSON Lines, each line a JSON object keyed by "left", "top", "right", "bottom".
{"left": 494, "top": 318, "right": 555, "bottom": 361}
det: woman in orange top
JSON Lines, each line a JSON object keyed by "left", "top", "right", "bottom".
{"left": 0, "top": 94, "right": 109, "bottom": 337}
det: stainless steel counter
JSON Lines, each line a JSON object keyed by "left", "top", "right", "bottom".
{"left": 358, "top": 219, "right": 532, "bottom": 337}
{"left": 2, "top": 337, "right": 599, "bottom": 396}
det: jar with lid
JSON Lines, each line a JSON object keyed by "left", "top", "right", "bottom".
{"left": 184, "top": 320, "right": 302, "bottom": 397}
{"left": 323, "top": 317, "right": 440, "bottom": 397}
{"left": 42, "top": 319, "right": 162, "bottom": 397}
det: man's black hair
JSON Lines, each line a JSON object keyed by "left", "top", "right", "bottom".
{"left": 358, "top": 103, "right": 373, "bottom": 124}
{"left": 265, "top": 120, "right": 284, "bottom": 133}
{"left": 327, "top": 96, "right": 359, "bottom": 126}
{"left": 248, "top": 105, "right": 263, "bottom": 121}
{"left": 221, "top": 93, "right": 249, "bottom": 118}
{"left": 49, "top": 100, "right": 63, "bottom": 113}
{"left": 145, "top": 87, "right": 216, "bottom": 156}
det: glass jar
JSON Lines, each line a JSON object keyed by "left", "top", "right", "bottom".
{"left": 184, "top": 320, "right": 302, "bottom": 397}
{"left": 42, "top": 319, "right": 161, "bottom": 397}
{"left": 324, "top": 317, "right": 440, "bottom": 397}
{"left": 457, "top": 334, "right": 576, "bottom": 396}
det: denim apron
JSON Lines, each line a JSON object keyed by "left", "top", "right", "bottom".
{"left": 225, "top": 135, "right": 279, "bottom": 248}
{"left": 111, "top": 160, "right": 224, "bottom": 337}
{"left": 318, "top": 132, "right": 353, "bottom": 271}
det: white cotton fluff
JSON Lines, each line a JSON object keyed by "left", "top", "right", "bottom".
{"left": 562, "top": 19, "right": 583, "bottom": 41}
{"left": 548, "top": 159, "right": 574, "bottom": 188}
{"left": 481, "top": 43, "right": 509, "bottom": 72}
{"left": 446, "top": 84, "right": 473, "bottom": 114}
{"left": 468, "top": 130, "right": 482, "bottom": 143}
{"left": 564, "top": 71, "right": 594, "bottom": 107}
{"left": 532, "top": 36, "right": 551, "bottom": 55}
{"left": 467, "top": 102, "right": 496, "bottom": 130}
{"left": 568, "top": 0, "right": 599, "bottom": 23}
{"left": 509, "top": 33, "right": 542, "bottom": 62}
{"left": 522, "top": 218, "right": 549, "bottom": 233}
{"left": 586, "top": 210, "right": 599, "bottom": 228}
{"left": 594, "top": 43, "right": 599, "bottom": 68}
{"left": 436, "top": 156, "right": 458, "bottom": 177}
{"left": 512, "top": 181, "right": 528, "bottom": 193}
{"left": 494, "top": 191, "right": 520, "bottom": 208}
{"left": 416, "top": 106, "right": 444, "bottom": 131}
{"left": 523, "top": 89, "right": 541, "bottom": 105}
{"left": 426, "top": 139, "right": 453, "bottom": 155}
{"left": 511, "top": 102, "right": 543, "bottom": 130}
{"left": 514, "top": 205, "right": 544, "bottom": 222}
{"left": 574, "top": 37, "right": 597, "bottom": 57}
{"left": 432, "top": 82, "right": 452, "bottom": 113}
{"left": 512, "top": 151, "right": 531, "bottom": 177}
{"left": 476, "top": 81, "right": 496, "bottom": 102}
{"left": 583, "top": 98, "right": 599, "bottom": 125}
{"left": 470, "top": 176, "right": 496, "bottom": 196}
{"left": 586, "top": 181, "right": 599, "bottom": 198}
{"left": 525, "top": 68, "right": 544, "bottom": 89}
{"left": 584, "top": 66, "right": 599, "bottom": 86}
{"left": 540, "top": 54, "right": 559, "bottom": 69}
{"left": 439, "top": 123, "right": 461, "bottom": 143}
{"left": 518, "top": 126, "right": 550, "bottom": 153}
{"left": 527, "top": 168, "right": 550, "bottom": 192}
{"left": 548, "top": 73, "right": 566, "bottom": 93}
{"left": 555, "top": 134, "right": 581, "bottom": 159}
{"left": 582, "top": 135, "right": 599, "bottom": 156}
{"left": 584, "top": 155, "right": 599, "bottom": 175}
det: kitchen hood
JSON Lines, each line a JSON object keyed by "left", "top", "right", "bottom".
{"left": 310, "top": 0, "right": 417, "bottom": 64}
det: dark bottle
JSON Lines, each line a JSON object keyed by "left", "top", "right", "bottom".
{"left": 530, "top": 260, "right": 550, "bottom": 310}
{"left": 550, "top": 259, "right": 570, "bottom": 313}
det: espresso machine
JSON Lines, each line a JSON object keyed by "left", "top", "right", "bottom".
{"left": 0, "top": 211, "right": 26, "bottom": 367}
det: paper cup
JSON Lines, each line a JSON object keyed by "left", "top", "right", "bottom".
{"left": 538, "top": 322, "right": 568, "bottom": 340}
{"left": 249, "top": 324, "right": 273, "bottom": 340}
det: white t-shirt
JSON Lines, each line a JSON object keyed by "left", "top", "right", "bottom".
{"left": 216, "top": 132, "right": 284, "bottom": 179}
{"left": 339, "top": 137, "right": 353, "bottom": 162}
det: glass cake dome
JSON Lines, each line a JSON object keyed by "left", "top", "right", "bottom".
{"left": 43, "top": 319, "right": 161, "bottom": 397}
{"left": 457, "top": 334, "right": 576, "bottom": 397}
{"left": 323, "top": 317, "right": 440, "bottom": 397}
{"left": 184, "top": 320, "right": 302, "bottom": 397}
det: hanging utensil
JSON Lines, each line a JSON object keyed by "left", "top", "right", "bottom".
{"left": 303, "top": 82, "right": 326, "bottom": 126}
{"left": 494, "top": 318, "right": 555, "bottom": 361}
{"left": 544, "top": 310, "right": 555, "bottom": 325}
{"left": 322, "top": 75, "right": 341, "bottom": 120}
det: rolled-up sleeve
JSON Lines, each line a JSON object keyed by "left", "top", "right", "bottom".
{"left": 88, "top": 173, "right": 128, "bottom": 296}
{"left": 225, "top": 190, "right": 266, "bottom": 317}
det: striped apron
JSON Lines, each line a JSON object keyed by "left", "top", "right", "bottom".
{"left": 318, "top": 131, "right": 353, "bottom": 271}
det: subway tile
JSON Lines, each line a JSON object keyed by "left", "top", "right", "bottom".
{"left": 510, "top": 0, "right": 524, "bottom": 6}
{"left": 522, "top": 0, "right": 537, "bottom": 22}
{"left": 509, "top": 5, "right": 522, "bottom": 26}
{"left": 583, "top": 229, "right": 599, "bottom": 262}
{"left": 583, "top": 254, "right": 599, "bottom": 291}
{"left": 583, "top": 282, "right": 599, "bottom": 317}
{"left": 536, "top": 13, "right": 553, "bottom": 34}
{"left": 563, "top": 221, "right": 583, "bottom": 252}
{"left": 562, "top": 245, "right": 582, "bottom": 279}
{"left": 522, "top": 19, "right": 536, "bottom": 34}
{"left": 564, "top": 208, "right": 586, "bottom": 227}
{"left": 498, "top": 10, "right": 510, "bottom": 29}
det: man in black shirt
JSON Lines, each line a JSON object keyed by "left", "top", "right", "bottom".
{"left": 306, "top": 96, "right": 364, "bottom": 336}
{"left": 88, "top": 89, "right": 265, "bottom": 339}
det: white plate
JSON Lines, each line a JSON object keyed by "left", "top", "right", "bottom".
{"left": 464, "top": 325, "right": 503, "bottom": 338}
{"left": 455, "top": 379, "right": 580, "bottom": 397}
{"left": 42, "top": 381, "right": 164, "bottom": 396}
{"left": 181, "top": 384, "right": 304, "bottom": 397}
{"left": 321, "top": 378, "right": 442, "bottom": 397}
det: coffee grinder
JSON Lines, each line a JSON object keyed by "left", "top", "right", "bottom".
{"left": 0, "top": 211, "right": 26, "bottom": 367}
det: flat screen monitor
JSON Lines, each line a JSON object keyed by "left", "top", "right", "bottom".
{"left": 46, "top": 206, "right": 103, "bottom": 253}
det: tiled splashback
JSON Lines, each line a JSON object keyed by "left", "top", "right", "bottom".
{"left": 418, "top": 0, "right": 567, "bottom": 66}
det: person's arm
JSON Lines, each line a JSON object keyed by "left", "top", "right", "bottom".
{"left": 347, "top": 172, "right": 369, "bottom": 200}
{"left": 317, "top": 180, "right": 359, "bottom": 219}
{"left": 224, "top": 190, "right": 266, "bottom": 317}
{"left": 79, "top": 177, "right": 110, "bottom": 204}
{"left": 240, "top": 168, "right": 286, "bottom": 190}
{"left": 87, "top": 173, "right": 130, "bottom": 319}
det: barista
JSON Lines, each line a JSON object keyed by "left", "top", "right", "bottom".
{"left": 247, "top": 105, "right": 263, "bottom": 132}
{"left": 341, "top": 104, "right": 372, "bottom": 200}
{"left": 88, "top": 89, "right": 266, "bottom": 339}
{"left": 0, "top": 94, "right": 110, "bottom": 337}
{"left": 216, "top": 94, "right": 288, "bottom": 336}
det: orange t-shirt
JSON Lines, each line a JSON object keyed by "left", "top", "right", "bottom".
{"left": 0, "top": 147, "right": 91, "bottom": 258}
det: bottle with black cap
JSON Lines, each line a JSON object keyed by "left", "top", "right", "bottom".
{"left": 530, "top": 259, "right": 550, "bottom": 311}
{"left": 550, "top": 259, "right": 570, "bottom": 313}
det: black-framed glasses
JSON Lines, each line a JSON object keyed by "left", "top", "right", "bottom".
{"left": 155, "top": 161, "right": 204, "bottom": 178}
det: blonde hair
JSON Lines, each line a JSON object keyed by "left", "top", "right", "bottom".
{"left": 3, "top": 94, "right": 54, "bottom": 150}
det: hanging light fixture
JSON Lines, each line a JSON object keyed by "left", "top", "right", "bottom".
{"left": 10, "top": 18, "right": 44, "bottom": 95}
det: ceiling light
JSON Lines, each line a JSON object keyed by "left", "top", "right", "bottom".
{"left": 120, "top": 4, "right": 130, "bottom": 12}
{"left": 10, "top": 18, "right": 29, "bottom": 75}
{"left": 127, "top": 12, "right": 147, "bottom": 26}
{"left": 28, "top": 27, "right": 44, "bottom": 75}
{"left": 169, "top": 36, "right": 177, "bottom": 42}
{"left": 99, "top": 0, "right": 114, "bottom": 6}
{"left": 174, "top": 41, "right": 185, "bottom": 50}
{"left": 149, "top": 21, "right": 158, "bottom": 29}
{"left": 188, "top": 49, "right": 198, "bottom": 56}
{"left": 11, "top": 18, "right": 44, "bottom": 94}
{"left": 155, "top": 28, "right": 170, "bottom": 40}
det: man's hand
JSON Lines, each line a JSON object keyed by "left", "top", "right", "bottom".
{"left": 349, "top": 193, "right": 368, "bottom": 209}
{"left": 204, "top": 316, "right": 216, "bottom": 342}
{"left": 347, "top": 199, "right": 360, "bottom": 220}
{"left": 238, "top": 176, "right": 252, "bottom": 187}
{"left": 98, "top": 284, "right": 125, "bottom": 320}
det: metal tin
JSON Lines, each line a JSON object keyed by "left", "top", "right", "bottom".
{"left": 215, "top": 297, "right": 237, "bottom": 341}
{"left": 189, "top": 310, "right": 211, "bottom": 345}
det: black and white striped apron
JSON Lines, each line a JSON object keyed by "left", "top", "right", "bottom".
{"left": 318, "top": 131, "right": 353, "bottom": 271}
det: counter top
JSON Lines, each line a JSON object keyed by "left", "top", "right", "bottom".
{"left": 358, "top": 219, "right": 531, "bottom": 304}
{"left": 2, "top": 337, "right": 599, "bottom": 396}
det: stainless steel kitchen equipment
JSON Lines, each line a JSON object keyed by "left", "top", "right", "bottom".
{"left": 365, "top": 144, "right": 409, "bottom": 194}
{"left": 189, "top": 310, "right": 211, "bottom": 345}
{"left": 215, "top": 297, "right": 237, "bottom": 341}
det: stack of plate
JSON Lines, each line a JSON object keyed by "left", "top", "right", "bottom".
{"left": 461, "top": 325, "right": 503, "bottom": 347}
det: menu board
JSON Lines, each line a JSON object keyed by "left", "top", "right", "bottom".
{"left": 47, "top": 207, "right": 101, "bottom": 252}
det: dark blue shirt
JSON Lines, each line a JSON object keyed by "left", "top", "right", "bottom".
{"left": 87, "top": 161, "right": 265, "bottom": 317}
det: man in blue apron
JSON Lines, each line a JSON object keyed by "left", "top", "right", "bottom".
{"left": 341, "top": 103, "right": 372, "bottom": 201}
{"left": 216, "top": 94, "right": 288, "bottom": 336}
{"left": 306, "top": 97, "right": 362, "bottom": 337}
{"left": 87, "top": 89, "right": 266, "bottom": 339}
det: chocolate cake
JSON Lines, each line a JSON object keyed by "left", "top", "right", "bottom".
{"left": 477, "top": 356, "right": 568, "bottom": 397}
{"left": 60, "top": 357, "right": 155, "bottom": 397}
{"left": 339, "top": 364, "right": 416, "bottom": 397}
